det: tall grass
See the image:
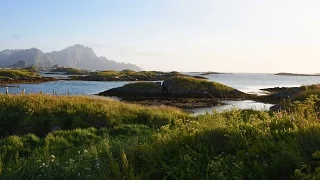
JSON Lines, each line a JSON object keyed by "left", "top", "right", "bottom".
{"left": 0, "top": 94, "right": 188, "bottom": 137}
{"left": 1, "top": 95, "right": 320, "bottom": 179}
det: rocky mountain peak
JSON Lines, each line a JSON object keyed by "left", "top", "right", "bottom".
{"left": 0, "top": 45, "right": 141, "bottom": 71}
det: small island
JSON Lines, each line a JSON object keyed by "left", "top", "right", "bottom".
{"left": 275, "top": 72, "right": 320, "bottom": 76}
{"left": 47, "top": 67, "right": 89, "bottom": 75}
{"left": 72, "top": 70, "right": 207, "bottom": 81}
{"left": 98, "top": 76, "right": 247, "bottom": 108}
{"left": 0, "top": 69, "right": 55, "bottom": 84}
{"left": 198, "top": 71, "right": 222, "bottom": 75}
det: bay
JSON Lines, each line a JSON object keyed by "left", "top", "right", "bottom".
{"left": 1, "top": 73, "right": 320, "bottom": 113}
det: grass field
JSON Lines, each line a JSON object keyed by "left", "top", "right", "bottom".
{"left": 0, "top": 94, "right": 320, "bottom": 179}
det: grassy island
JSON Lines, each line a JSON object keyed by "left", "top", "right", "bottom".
{"left": 0, "top": 69, "right": 54, "bottom": 84}
{"left": 1, "top": 94, "right": 320, "bottom": 179}
{"left": 71, "top": 70, "right": 207, "bottom": 81}
{"left": 49, "top": 67, "right": 89, "bottom": 75}
{"left": 98, "top": 76, "right": 247, "bottom": 108}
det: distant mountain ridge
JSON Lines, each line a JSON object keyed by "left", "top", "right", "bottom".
{"left": 0, "top": 44, "right": 141, "bottom": 71}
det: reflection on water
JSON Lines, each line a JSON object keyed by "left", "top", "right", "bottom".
{"left": 191, "top": 100, "right": 274, "bottom": 115}
{"left": 0, "top": 80, "right": 131, "bottom": 95}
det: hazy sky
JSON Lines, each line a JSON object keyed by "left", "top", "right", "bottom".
{"left": 0, "top": 0, "right": 319, "bottom": 73}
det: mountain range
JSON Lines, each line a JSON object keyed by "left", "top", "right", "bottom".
{"left": 0, "top": 44, "right": 141, "bottom": 71}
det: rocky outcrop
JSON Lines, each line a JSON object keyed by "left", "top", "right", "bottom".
{"left": 162, "top": 76, "right": 247, "bottom": 98}
{"left": 258, "top": 85, "right": 320, "bottom": 111}
{"left": 99, "top": 76, "right": 247, "bottom": 99}
{"left": 258, "top": 86, "right": 305, "bottom": 102}
{"left": 99, "top": 82, "right": 163, "bottom": 97}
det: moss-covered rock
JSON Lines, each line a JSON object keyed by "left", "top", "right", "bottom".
{"left": 162, "top": 76, "right": 245, "bottom": 98}
{"left": 99, "top": 76, "right": 247, "bottom": 99}
{"left": 99, "top": 82, "right": 163, "bottom": 97}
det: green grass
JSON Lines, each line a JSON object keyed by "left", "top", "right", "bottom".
{"left": 294, "top": 85, "right": 320, "bottom": 102}
{"left": 91, "top": 70, "right": 157, "bottom": 77}
{"left": 123, "top": 82, "right": 161, "bottom": 89}
{"left": 51, "top": 67, "right": 88, "bottom": 75}
{"left": 0, "top": 94, "right": 188, "bottom": 137}
{"left": 164, "top": 76, "right": 234, "bottom": 92}
{"left": 1, "top": 95, "right": 320, "bottom": 179}
{"left": 0, "top": 69, "right": 40, "bottom": 79}
{"left": 77, "top": 70, "right": 200, "bottom": 81}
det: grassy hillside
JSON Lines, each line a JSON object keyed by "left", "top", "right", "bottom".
{"left": 163, "top": 76, "right": 234, "bottom": 92}
{"left": 1, "top": 94, "right": 320, "bottom": 179}
{"left": 122, "top": 82, "right": 161, "bottom": 89}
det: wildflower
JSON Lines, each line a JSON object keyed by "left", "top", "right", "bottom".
{"left": 51, "top": 155, "right": 55, "bottom": 159}
{"left": 42, "top": 163, "right": 45, "bottom": 166}
{"left": 84, "top": 149, "right": 88, "bottom": 153}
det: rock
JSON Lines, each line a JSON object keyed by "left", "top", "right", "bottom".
{"left": 162, "top": 76, "right": 247, "bottom": 98}
{"left": 99, "top": 76, "right": 247, "bottom": 99}
{"left": 269, "top": 104, "right": 285, "bottom": 112}
{"left": 99, "top": 82, "right": 163, "bottom": 97}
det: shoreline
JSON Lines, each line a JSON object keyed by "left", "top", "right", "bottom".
{"left": 0, "top": 78, "right": 56, "bottom": 86}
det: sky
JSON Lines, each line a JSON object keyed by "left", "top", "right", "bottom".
{"left": 0, "top": 0, "right": 319, "bottom": 73}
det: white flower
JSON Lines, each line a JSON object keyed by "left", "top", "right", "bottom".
{"left": 51, "top": 155, "right": 55, "bottom": 159}
{"left": 84, "top": 149, "right": 88, "bottom": 153}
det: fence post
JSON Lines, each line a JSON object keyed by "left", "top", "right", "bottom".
{"left": 5, "top": 87, "right": 8, "bottom": 95}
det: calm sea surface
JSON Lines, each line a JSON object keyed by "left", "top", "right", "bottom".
{"left": 1, "top": 73, "right": 320, "bottom": 113}
{"left": 186, "top": 73, "right": 320, "bottom": 94}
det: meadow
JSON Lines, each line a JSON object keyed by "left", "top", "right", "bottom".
{"left": 0, "top": 94, "right": 320, "bottom": 179}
